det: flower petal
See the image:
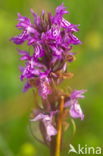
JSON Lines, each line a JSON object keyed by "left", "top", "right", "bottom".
{"left": 71, "top": 90, "right": 87, "bottom": 99}
{"left": 69, "top": 103, "right": 84, "bottom": 120}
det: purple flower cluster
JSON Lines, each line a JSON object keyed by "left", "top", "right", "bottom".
{"left": 11, "top": 3, "right": 81, "bottom": 99}
{"left": 11, "top": 4, "right": 86, "bottom": 143}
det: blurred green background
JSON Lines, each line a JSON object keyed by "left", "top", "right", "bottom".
{"left": 0, "top": 0, "right": 103, "bottom": 155}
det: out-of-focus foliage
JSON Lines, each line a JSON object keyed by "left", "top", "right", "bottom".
{"left": 0, "top": 0, "right": 103, "bottom": 156}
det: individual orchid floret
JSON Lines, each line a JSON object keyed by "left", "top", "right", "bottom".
{"left": 16, "top": 13, "right": 34, "bottom": 32}
{"left": 31, "top": 113, "right": 57, "bottom": 141}
{"left": 36, "top": 76, "right": 52, "bottom": 99}
{"left": 18, "top": 49, "right": 31, "bottom": 60}
{"left": 65, "top": 89, "right": 86, "bottom": 120}
{"left": 19, "top": 53, "right": 48, "bottom": 80}
{"left": 70, "top": 89, "right": 87, "bottom": 99}
{"left": 11, "top": 13, "right": 39, "bottom": 45}
{"left": 11, "top": 32, "right": 28, "bottom": 44}
{"left": 69, "top": 101, "right": 84, "bottom": 120}
{"left": 34, "top": 43, "right": 44, "bottom": 59}
{"left": 56, "top": 3, "right": 68, "bottom": 15}
{"left": 52, "top": 3, "right": 68, "bottom": 25}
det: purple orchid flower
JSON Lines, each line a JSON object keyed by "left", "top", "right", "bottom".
{"left": 31, "top": 113, "right": 57, "bottom": 141}
{"left": 36, "top": 76, "right": 52, "bottom": 99}
{"left": 69, "top": 101, "right": 84, "bottom": 120}
{"left": 11, "top": 4, "right": 87, "bottom": 151}
{"left": 65, "top": 90, "right": 87, "bottom": 120}
{"left": 11, "top": 13, "right": 39, "bottom": 45}
{"left": 34, "top": 43, "right": 44, "bottom": 59}
{"left": 52, "top": 3, "right": 68, "bottom": 25}
{"left": 70, "top": 89, "right": 87, "bottom": 99}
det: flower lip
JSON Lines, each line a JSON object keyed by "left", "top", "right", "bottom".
{"left": 69, "top": 102, "right": 84, "bottom": 120}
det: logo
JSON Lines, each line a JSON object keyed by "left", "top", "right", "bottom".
{"left": 68, "top": 144, "right": 102, "bottom": 155}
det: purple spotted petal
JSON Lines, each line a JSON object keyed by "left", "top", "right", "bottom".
{"left": 34, "top": 43, "right": 44, "bottom": 59}
{"left": 11, "top": 31, "right": 28, "bottom": 44}
{"left": 31, "top": 113, "right": 45, "bottom": 121}
{"left": 56, "top": 3, "right": 68, "bottom": 15}
{"left": 65, "top": 89, "right": 86, "bottom": 120}
{"left": 18, "top": 49, "right": 31, "bottom": 60}
{"left": 69, "top": 34, "right": 82, "bottom": 45}
{"left": 36, "top": 77, "right": 52, "bottom": 99}
{"left": 42, "top": 115, "right": 57, "bottom": 141}
{"left": 69, "top": 103, "right": 84, "bottom": 120}
{"left": 46, "top": 124, "right": 57, "bottom": 141}
{"left": 70, "top": 90, "right": 87, "bottom": 99}
{"left": 16, "top": 13, "right": 31, "bottom": 28}
{"left": 61, "top": 18, "right": 71, "bottom": 28}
